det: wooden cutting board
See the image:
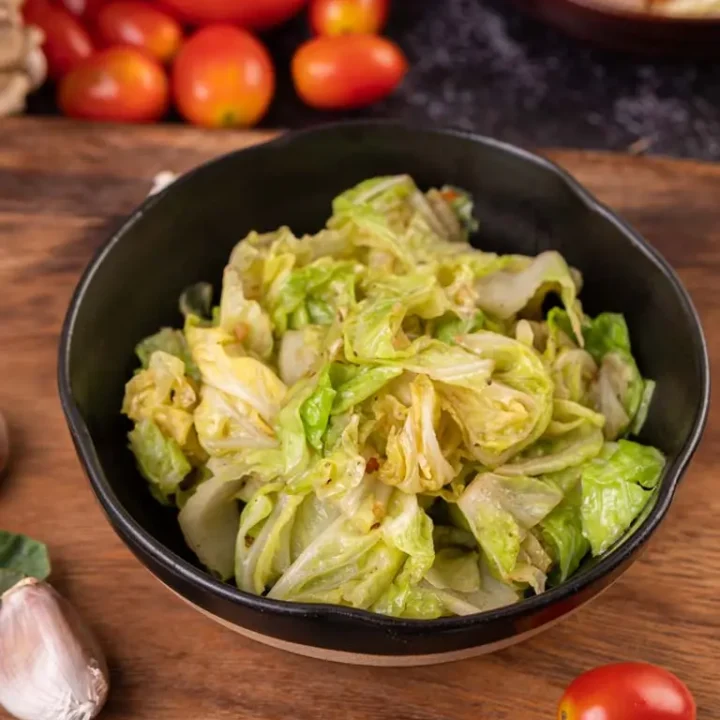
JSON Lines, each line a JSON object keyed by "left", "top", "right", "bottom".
{"left": 1, "top": 117, "right": 718, "bottom": 719}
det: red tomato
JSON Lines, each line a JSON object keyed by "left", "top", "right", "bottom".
{"left": 292, "top": 34, "right": 407, "bottom": 110}
{"left": 309, "top": 0, "right": 388, "bottom": 35}
{"left": 172, "top": 25, "right": 275, "bottom": 128}
{"left": 559, "top": 663, "right": 696, "bottom": 720}
{"left": 23, "top": 4, "right": 94, "bottom": 80}
{"left": 57, "top": 0, "right": 107, "bottom": 21}
{"left": 96, "top": 2, "right": 182, "bottom": 63}
{"left": 22, "top": 0, "right": 52, "bottom": 21}
{"left": 157, "top": 0, "right": 307, "bottom": 29}
{"left": 59, "top": 46, "right": 169, "bottom": 122}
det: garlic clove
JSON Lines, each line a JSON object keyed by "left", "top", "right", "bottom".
{"left": 22, "top": 26, "right": 46, "bottom": 91}
{"left": 0, "top": 72, "right": 30, "bottom": 119}
{"left": 0, "top": 26, "right": 25, "bottom": 69}
{"left": 0, "top": 578, "right": 109, "bottom": 720}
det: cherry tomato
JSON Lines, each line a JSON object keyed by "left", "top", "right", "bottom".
{"left": 172, "top": 25, "right": 275, "bottom": 128}
{"left": 292, "top": 34, "right": 407, "bottom": 110}
{"left": 157, "top": 0, "right": 307, "bottom": 29}
{"left": 559, "top": 663, "right": 696, "bottom": 720}
{"left": 309, "top": 0, "right": 388, "bottom": 35}
{"left": 57, "top": 0, "right": 107, "bottom": 21}
{"left": 96, "top": 2, "right": 182, "bottom": 63}
{"left": 23, "top": 4, "right": 94, "bottom": 80}
{"left": 59, "top": 46, "right": 169, "bottom": 123}
{"left": 22, "top": 0, "right": 52, "bottom": 21}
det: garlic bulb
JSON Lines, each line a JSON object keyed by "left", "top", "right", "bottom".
{"left": 0, "top": 578, "right": 109, "bottom": 720}
{"left": 0, "top": 0, "right": 48, "bottom": 117}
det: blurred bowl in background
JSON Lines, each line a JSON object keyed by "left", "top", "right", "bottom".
{"left": 511, "top": 0, "right": 720, "bottom": 56}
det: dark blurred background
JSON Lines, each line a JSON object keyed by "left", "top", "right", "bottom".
{"left": 28, "top": 0, "right": 720, "bottom": 159}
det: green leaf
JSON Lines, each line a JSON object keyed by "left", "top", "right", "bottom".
{"left": 539, "top": 485, "right": 589, "bottom": 584}
{"left": 0, "top": 531, "right": 51, "bottom": 594}
{"left": 442, "top": 332, "right": 555, "bottom": 466}
{"left": 219, "top": 266, "right": 273, "bottom": 359}
{"left": 388, "top": 340, "right": 494, "bottom": 390}
{"left": 330, "top": 365, "right": 403, "bottom": 415}
{"left": 330, "top": 175, "right": 477, "bottom": 247}
{"left": 135, "top": 328, "right": 190, "bottom": 369}
{"left": 194, "top": 386, "right": 277, "bottom": 456}
{"left": 235, "top": 485, "right": 308, "bottom": 594}
{"left": 136, "top": 328, "right": 200, "bottom": 382}
{"left": 372, "top": 493, "right": 436, "bottom": 616}
{"left": 122, "top": 350, "right": 198, "bottom": 457}
{"left": 185, "top": 323, "right": 286, "bottom": 424}
{"left": 433, "top": 311, "right": 485, "bottom": 345}
{"left": 274, "top": 378, "right": 316, "bottom": 475}
{"left": 473, "top": 251, "right": 584, "bottom": 340}
{"left": 630, "top": 379, "right": 656, "bottom": 436}
{"left": 306, "top": 298, "right": 335, "bottom": 326}
{"left": 278, "top": 326, "right": 326, "bottom": 387}
{"left": 425, "top": 548, "right": 481, "bottom": 593}
{"left": 580, "top": 440, "right": 665, "bottom": 555}
{"left": 457, "top": 473, "right": 562, "bottom": 583}
{"left": 269, "top": 259, "right": 358, "bottom": 335}
{"left": 179, "top": 475, "right": 247, "bottom": 581}
{"left": 583, "top": 313, "right": 632, "bottom": 361}
{"left": 580, "top": 313, "right": 649, "bottom": 439}
{"left": 299, "top": 368, "right": 337, "bottom": 451}
{"left": 496, "top": 413, "right": 604, "bottom": 477}
{"left": 397, "top": 557, "right": 520, "bottom": 618}
{"left": 379, "top": 374, "right": 456, "bottom": 494}
{"left": 286, "top": 416, "right": 369, "bottom": 525}
{"left": 332, "top": 175, "right": 416, "bottom": 218}
{"left": 267, "top": 513, "right": 405, "bottom": 610}
{"left": 128, "top": 419, "right": 192, "bottom": 504}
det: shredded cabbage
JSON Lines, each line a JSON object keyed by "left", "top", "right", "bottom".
{"left": 122, "top": 175, "right": 664, "bottom": 618}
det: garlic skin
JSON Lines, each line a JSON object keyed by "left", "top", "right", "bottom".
{"left": 0, "top": 2, "right": 48, "bottom": 117}
{"left": 0, "top": 578, "right": 109, "bottom": 720}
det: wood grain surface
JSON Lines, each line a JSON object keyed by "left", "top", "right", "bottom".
{"left": 0, "top": 117, "right": 718, "bottom": 719}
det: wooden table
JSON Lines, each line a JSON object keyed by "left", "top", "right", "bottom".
{"left": 1, "top": 118, "right": 718, "bottom": 719}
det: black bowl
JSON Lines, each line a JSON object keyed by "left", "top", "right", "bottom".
{"left": 59, "top": 123, "right": 709, "bottom": 666}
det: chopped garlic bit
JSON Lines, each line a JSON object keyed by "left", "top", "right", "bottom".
{"left": 149, "top": 171, "right": 179, "bottom": 197}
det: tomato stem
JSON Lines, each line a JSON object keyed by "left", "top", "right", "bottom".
{"left": 221, "top": 110, "right": 238, "bottom": 127}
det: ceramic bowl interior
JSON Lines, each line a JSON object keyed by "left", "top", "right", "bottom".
{"left": 59, "top": 124, "right": 709, "bottom": 663}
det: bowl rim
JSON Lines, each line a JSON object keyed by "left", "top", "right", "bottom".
{"left": 58, "top": 120, "right": 710, "bottom": 635}
{"left": 544, "top": 0, "right": 720, "bottom": 26}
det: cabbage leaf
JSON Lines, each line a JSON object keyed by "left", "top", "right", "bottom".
{"left": 580, "top": 439, "right": 665, "bottom": 555}
{"left": 122, "top": 173, "right": 665, "bottom": 619}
